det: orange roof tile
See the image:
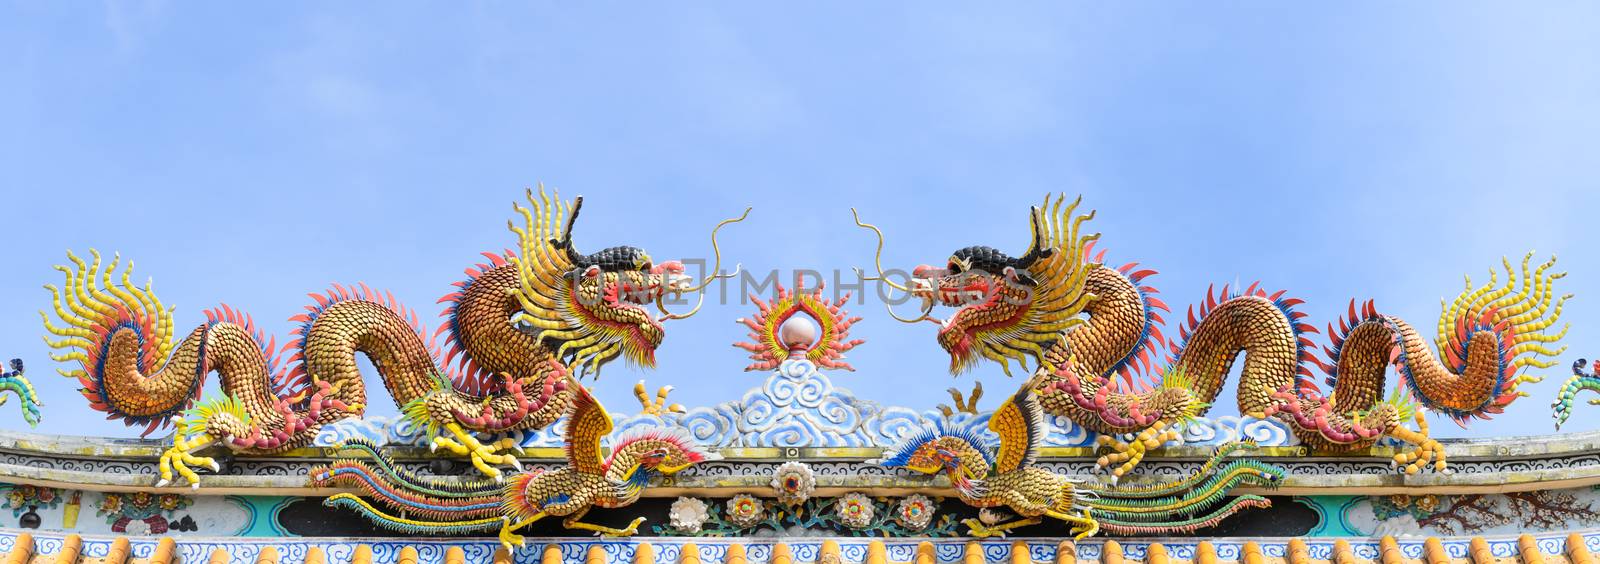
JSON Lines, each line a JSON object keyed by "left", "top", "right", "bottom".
{"left": 1, "top": 531, "right": 1597, "bottom": 564}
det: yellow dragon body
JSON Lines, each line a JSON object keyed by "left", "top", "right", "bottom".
{"left": 858, "top": 194, "right": 1568, "bottom": 479}
{"left": 41, "top": 189, "right": 742, "bottom": 487}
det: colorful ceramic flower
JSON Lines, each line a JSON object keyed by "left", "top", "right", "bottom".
{"left": 159, "top": 495, "right": 184, "bottom": 511}
{"left": 771, "top": 462, "right": 816, "bottom": 506}
{"left": 894, "top": 494, "right": 936, "bottom": 531}
{"left": 835, "top": 492, "right": 876, "bottom": 530}
{"left": 669, "top": 497, "right": 709, "bottom": 534}
{"left": 725, "top": 494, "right": 766, "bottom": 529}
{"left": 1415, "top": 495, "right": 1439, "bottom": 513}
{"left": 4, "top": 486, "right": 64, "bottom": 516}
{"left": 98, "top": 494, "right": 123, "bottom": 516}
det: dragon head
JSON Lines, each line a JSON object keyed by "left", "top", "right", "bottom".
{"left": 556, "top": 249, "right": 692, "bottom": 366}
{"left": 606, "top": 427, "right": 722, "bottom": 481}
{"left": 0, "top": 359, "right": 41, "bottom": 427}
{"left": 856, "top": 194, "right": 1099, "bottom": 376}
{"left": 1554, "top": 358, "right": 1600, "bottom": 430}
{"left": 509, "top": 188, "right": 746, "bottom": 376}
{"left": 910, "top": 246, "right": 1050, "bottom": 375}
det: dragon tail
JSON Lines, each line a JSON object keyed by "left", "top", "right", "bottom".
{"left": 1318, "top": 254, "right": 1568, "bottom": 425}
{"left": 40, "top": 250, "right": 285, "bottom": 435}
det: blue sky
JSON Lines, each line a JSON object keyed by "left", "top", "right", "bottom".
{"left": 2, "top": 3, "right": 1597, "bottom": 440}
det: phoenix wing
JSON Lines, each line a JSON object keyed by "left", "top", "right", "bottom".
{"left": 563, "top": 385, "right": 614, "bottom": 474}
{"left": 989, "top": 386, "right": 1046, "bottom": 474}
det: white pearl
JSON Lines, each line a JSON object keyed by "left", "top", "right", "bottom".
{"left": 779, "top": 315, "right": 819, "bottom": 350}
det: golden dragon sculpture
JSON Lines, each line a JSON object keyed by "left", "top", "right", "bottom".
{"left": 858, "top": 194, "right": 1569, "bottom": 480}
{"left": 40, "top": 188, "right": 744, "bottom": 487}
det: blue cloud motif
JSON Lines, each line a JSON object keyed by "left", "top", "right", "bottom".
{"left": 1175, "top": 415, "right": 1298, "bottom": 447}
{"left": 315, "top": 358, "right": 1308, "bottom": 449}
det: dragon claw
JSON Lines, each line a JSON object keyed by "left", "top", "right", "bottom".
{"left": 1094, "top": 422, "right": 1180, "bottom": 478}
{"left": 157, "top": 433, "right": 220, "bottom": 489}
{"left": 1387, "top": 412, "right": 1449, "bottom": 475}
{"left": 433, "top": 423, "right": 522, "bottom": 481}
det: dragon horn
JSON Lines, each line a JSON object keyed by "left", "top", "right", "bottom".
{"left": 550, "top": 195, "right": 585, "bottom": 265}
{"left": 658, "top": 207, "right": 751, "bottom": 322}
{"left": 1012, "top": 205, "right": 1054, "bottom": 270}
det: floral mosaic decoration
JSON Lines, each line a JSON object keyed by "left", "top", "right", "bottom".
{"left": 656, "top": 460, "right": 960, "bottom": 537}
{"left": 894, "top": 494, "right": 937, "bottom": 531}
{"left": 771, "top": 462, "right": 816, "bottom": 507}
{"left": 726, "top": 494, "right": 766, "bottom": 528}
{"left": 2, "top": 485, "right": 62, "bottom": 517}
{"left": 669, "top": 497, "right": 710, "bottom": 534}
{"left": 653, "top": 493, "right": 959, "bottom": 538}
{"left": 96, "top": 492, "right": 194, "bottom": 535}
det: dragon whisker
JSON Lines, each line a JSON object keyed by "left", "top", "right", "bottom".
{"left": 658, "top": 207, "right": 751, "bottom": 322}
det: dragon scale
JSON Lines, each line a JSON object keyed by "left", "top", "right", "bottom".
{"left": 861, "top": 194, "right": 1570, "bottom": 475}
{"left": 41, "top": 190, "right": 735, "bottom": 486}
{"left": 46, "top": 257, "right": 570, "bottom": 450}
{"left": 1036, "top": 253, "right": 1567, "bottom": 455}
